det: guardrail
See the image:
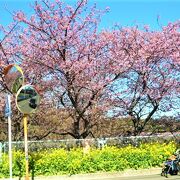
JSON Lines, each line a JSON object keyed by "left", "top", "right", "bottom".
{"left": 0, "top": 133, "right": 179, "bottom": 153}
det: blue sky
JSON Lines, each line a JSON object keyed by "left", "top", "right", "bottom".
{"left": 0, "top": 0, "right": 179, "bottom": 31}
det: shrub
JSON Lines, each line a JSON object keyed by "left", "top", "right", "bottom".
{"left": 0, "top": 141, "right": 177, "bottom": 178}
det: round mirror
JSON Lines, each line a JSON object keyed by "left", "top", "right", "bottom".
{"left": 3, "top": 64, "right": 24, "bottom": 94}
{"left": 16, "top": 85, "right": 40, "bottom": 114}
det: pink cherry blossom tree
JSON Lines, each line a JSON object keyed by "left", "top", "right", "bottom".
{"left": 107, "top": 22, "right": 180, "bottom": 135}
{"left": 0, "top": 23, "right": 19, "bottom": 92}
{"left": 1, "top": 0, "right": 179, "bottom": 139}
{"left": 9, "top": 0, "right": 128, "bottom": 139}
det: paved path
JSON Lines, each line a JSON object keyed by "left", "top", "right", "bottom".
{"left": 8, "top": 174, "right": 179, "bottom": 180}
{"left": 1, "top": 169, "right": 180, "bottom": 180}
{"left": 92, "top": 174, "right": 180, "bottom": 180}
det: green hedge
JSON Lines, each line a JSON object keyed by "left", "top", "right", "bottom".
{"left": 0, "top": 142, "right": 177, "bottom": 178}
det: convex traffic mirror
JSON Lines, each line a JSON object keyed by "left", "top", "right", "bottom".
{"left": 16, "top": 85, "right": 40, "bottom": 114}
{"left": 3, "top": 64, "right": 24, "bottom": 94}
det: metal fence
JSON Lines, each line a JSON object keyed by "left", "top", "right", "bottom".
{"left": 0, "top": 133, "right": 179, "bottom": 153}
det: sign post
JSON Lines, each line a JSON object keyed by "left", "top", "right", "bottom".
{"left": 16, "top": 85, "right": 40, "bottom": 180}
{"left": 23, "top": 114, "right": 29, "bottom": 180}
{"left": 4, "top": 65, "right": 40, "bottom": 180}
{"left": 4, "top": 64, "right": 25, "bottom": 180}
{"left": 5, "top": 94, "right": 12, "bottom": 180}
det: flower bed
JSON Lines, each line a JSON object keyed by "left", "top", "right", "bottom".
{"left": 0, "top": 142, "right": 177, "bottom": 178}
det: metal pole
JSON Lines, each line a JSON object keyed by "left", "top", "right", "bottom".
{"left": 23, "top": 114, "right": 29, "bottom": 180}
{"left": 7, "top": 94, "right": 13, "bottom": 180}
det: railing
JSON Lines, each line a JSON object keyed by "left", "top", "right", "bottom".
{"left": 0, "top": 133, "right": 179, "bottom": 153}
